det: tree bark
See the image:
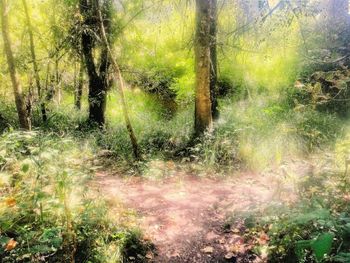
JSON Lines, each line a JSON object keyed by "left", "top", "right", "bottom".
{"left": 0, "top": 0, "right": 30, "bottom": 129}
{"left": 96, "top": 0, "right": 141, "bottom": 160}
{"left": 55, "top": 56, "right": 62, "bottom": 105}
{"left": 22, "top": 0, "right": 47, "bottom": 123}
{"left": 209, "top": 0, "right": 219, "bottom": 120}
{"left": 74, "top": 55, "right": 84, "bottom": 110}
{"left": 194, "top": 0, "right": 212, "bottom": 136}
{"left": 80, "top": 0, "right": 107, "bottom": 126}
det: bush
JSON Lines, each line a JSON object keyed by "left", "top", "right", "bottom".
{"left": 287, "top": 69, "right": 350, "bottom": 117}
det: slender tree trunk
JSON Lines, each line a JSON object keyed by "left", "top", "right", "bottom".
{"left": 74, "top": 55, "right": 84, "bottom": 110}
{"left": 96, "top": 0, "right": 141, "bottom": 160}
{"left": 55, "top": 57, "right": 62, "bottom": 105}
{"left": 44, "top": 62, "right": 51, "bottom": 100}
{"left": 0, "top": 0, "right": 30, "bottom": 129}
{"left": 22, "top": 0, "right": 47, "bottom": 123}
{"left": 209, "top": 0, "right": 219, "bottom": 120}
{"left": 194, "top": 0, "right": 212, "bottom": 136}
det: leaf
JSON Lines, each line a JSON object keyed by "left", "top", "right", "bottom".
{"left": 311, "top": 233, "right": 334, "bottom": 262}
{"left": 5, "top": 197, "right": 16, "bottom": 207}
{"left": 230, "top": 242, "right": 246, "bottom": 254}
{"left": 145, "top": 252, "right": 153, "bottom": 259}
{"left": 5, "top": 238, "right": 17, "bottom": 251}
{"left": 225, "top": 252, "right": 235, "bottom": 259}
{"left": 21, "top": 163, "right": 29, "bottom": 173}
{"left": 257, "top": 231, "right": 269, "bottom": 245}
{"left": 201, "top": 246, "right": 214, "bottom": 254}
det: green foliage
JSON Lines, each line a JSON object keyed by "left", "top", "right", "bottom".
{"left": 0, "top": 131, "right": 150, "bottom": 262}
{"left": 266, "top": 207, "right": 350, "bottom": 263}
{"left": 288, "top": 69, "right": 350, "bottom": 117}
{"left": 242, "top": 164, "right": 350, "bottom": 263}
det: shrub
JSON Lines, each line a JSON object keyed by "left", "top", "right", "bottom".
{"left": 287, "top": 69, "right": 350, "bottom": 117}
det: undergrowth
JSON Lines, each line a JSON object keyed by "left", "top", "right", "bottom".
{"left": 0, "top": 87, "right": 343, "bottom": 174}
{"left": 0, "top": 131, "right": 151, "bottom": 262}
{"left": 227, "top": 134, "right": 350, "bottom": 262}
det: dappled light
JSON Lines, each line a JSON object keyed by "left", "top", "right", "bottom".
{"left": 1, "top": 0, "right": 350, "bottom": 262}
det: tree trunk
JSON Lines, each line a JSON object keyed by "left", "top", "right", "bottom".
{"left": 0, "top": 0, "right": 30, "bottom": 129}
{"left": 22, "top": 0, "right": 47, "bottom": 123}
{"left": 209, "top": 0, "right": 219, "bottom": 120}
{"left": 74, "top": 55, "right": 84, "bottom": 110}
{"left": 80, "top": 0, "right": 107, "bottom": 126}
{"left": 96, "top": 0, "right": 141, "bottom": 160}
{"left": 81, "top": 33, "right": 106, "bottom": 125}
{"left": 55, "top": 57, "right": 62, "bottom": 105}
{"left": 194, "top": 0, "right": 212, "bottom": 136}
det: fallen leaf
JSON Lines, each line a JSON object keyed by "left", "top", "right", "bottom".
{"left": 5, "top": 239, "right": 17, "bottom": 251}
{"left": 166, "top": 161, "right": 175, "bottom": 169}
{"left": 232, "top": 228, "right": 240, "bottom": 234}
{"left": 168, "top": 251, "right": 180, "bottom": 258}
{"left": 219, "top": 238, "right": 226, "bottom": 244}
{"left": 145, "top": 252, "right": 153, "bottom": 259}
{"left": 5, "top": 198, "right": 16, "bottom": 207}
{"left": 143, "top": 235, "right": 152, "bottom": 242}
{"left": 229, "top": 243, "right": 246, "bottom": 254}
{"left": 257, "top": 232, "right": 269, "bottom": 245}
{"left": 201, "top": 246, "right": 214, "bottom": 254}
{"left": 225, "top": 252, "right": 235, "bottom": 259}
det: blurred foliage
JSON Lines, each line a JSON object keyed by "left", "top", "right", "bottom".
{"left": 1, "top": 0, "right": 350, "bottom": 261}
{"left": 0, "top": 131, "right": 151, "bottom": 262}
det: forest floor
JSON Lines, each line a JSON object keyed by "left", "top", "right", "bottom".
{"left": 92, "top": 159, "right": 313, "bottom": 263}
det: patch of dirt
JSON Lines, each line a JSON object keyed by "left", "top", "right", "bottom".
{"left": 92, "top": 162, "right": 309, "bottom": 262}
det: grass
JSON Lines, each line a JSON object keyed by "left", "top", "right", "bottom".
{"left": 0, "top": 81, "right": 347, "bottom": 261}
{"left": 0, "top": 130, "right": 151, "bottom": 262}
{"left": 2, "top": 86, "right": 342, "bottom": 173}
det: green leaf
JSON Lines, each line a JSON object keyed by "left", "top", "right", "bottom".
{"left": 21, "top": 163, "right": 30, "bottom": 173}
{"left": 311, "top": 233, "right": 334, "bottom": 262}
{"left": 296, "top": 240, "right": 313, "bottom": 260}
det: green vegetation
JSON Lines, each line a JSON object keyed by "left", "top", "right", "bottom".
{"left": 0, "top": 131, "right": 151, "bottom": 262}
{"left": 1, "top": 0, "right": 350, "bottom": 262}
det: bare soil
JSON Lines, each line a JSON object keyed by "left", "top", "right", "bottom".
{"left": 92, "top": 162, "right": 308, "bottom": 262}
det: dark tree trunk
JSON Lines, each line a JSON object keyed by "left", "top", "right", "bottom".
{"left": 209, "top": 0, "right": 219, "bottom": 120}
{"left": 74, "top": 55, "right": 84, "bottom": 110}
{"left": 194, "top": 0, "right": 212, "bottom": 136}
{"left": 1, "top": 0, "right": 30, "bottom": 129}
{"left": 80, "top": 0, "right": 109, "bottom": 126}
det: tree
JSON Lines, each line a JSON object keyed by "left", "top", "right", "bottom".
{"left": 79, "top": 0, "right": 111, "bottom": 126}
{"left": 22, "top": 0, "right": 47, "bottom": 123}
{"left": 0, "top": 0, "right": 30, "bottom": 129}
{"left": 194, "top": 0, "right": 213, "bottom": 136}
{"left": 96, "top": 0, "right": 141, "bottom": 160}
{"left": 74, "top": 54, "right": 84, "bottom": 110}
{"left": 209, "top": 0, "right": 218, "bottom": 120}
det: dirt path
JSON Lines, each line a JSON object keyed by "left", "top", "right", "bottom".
{"left": 92, "top": 164, "right": 304, "bottom": 262}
